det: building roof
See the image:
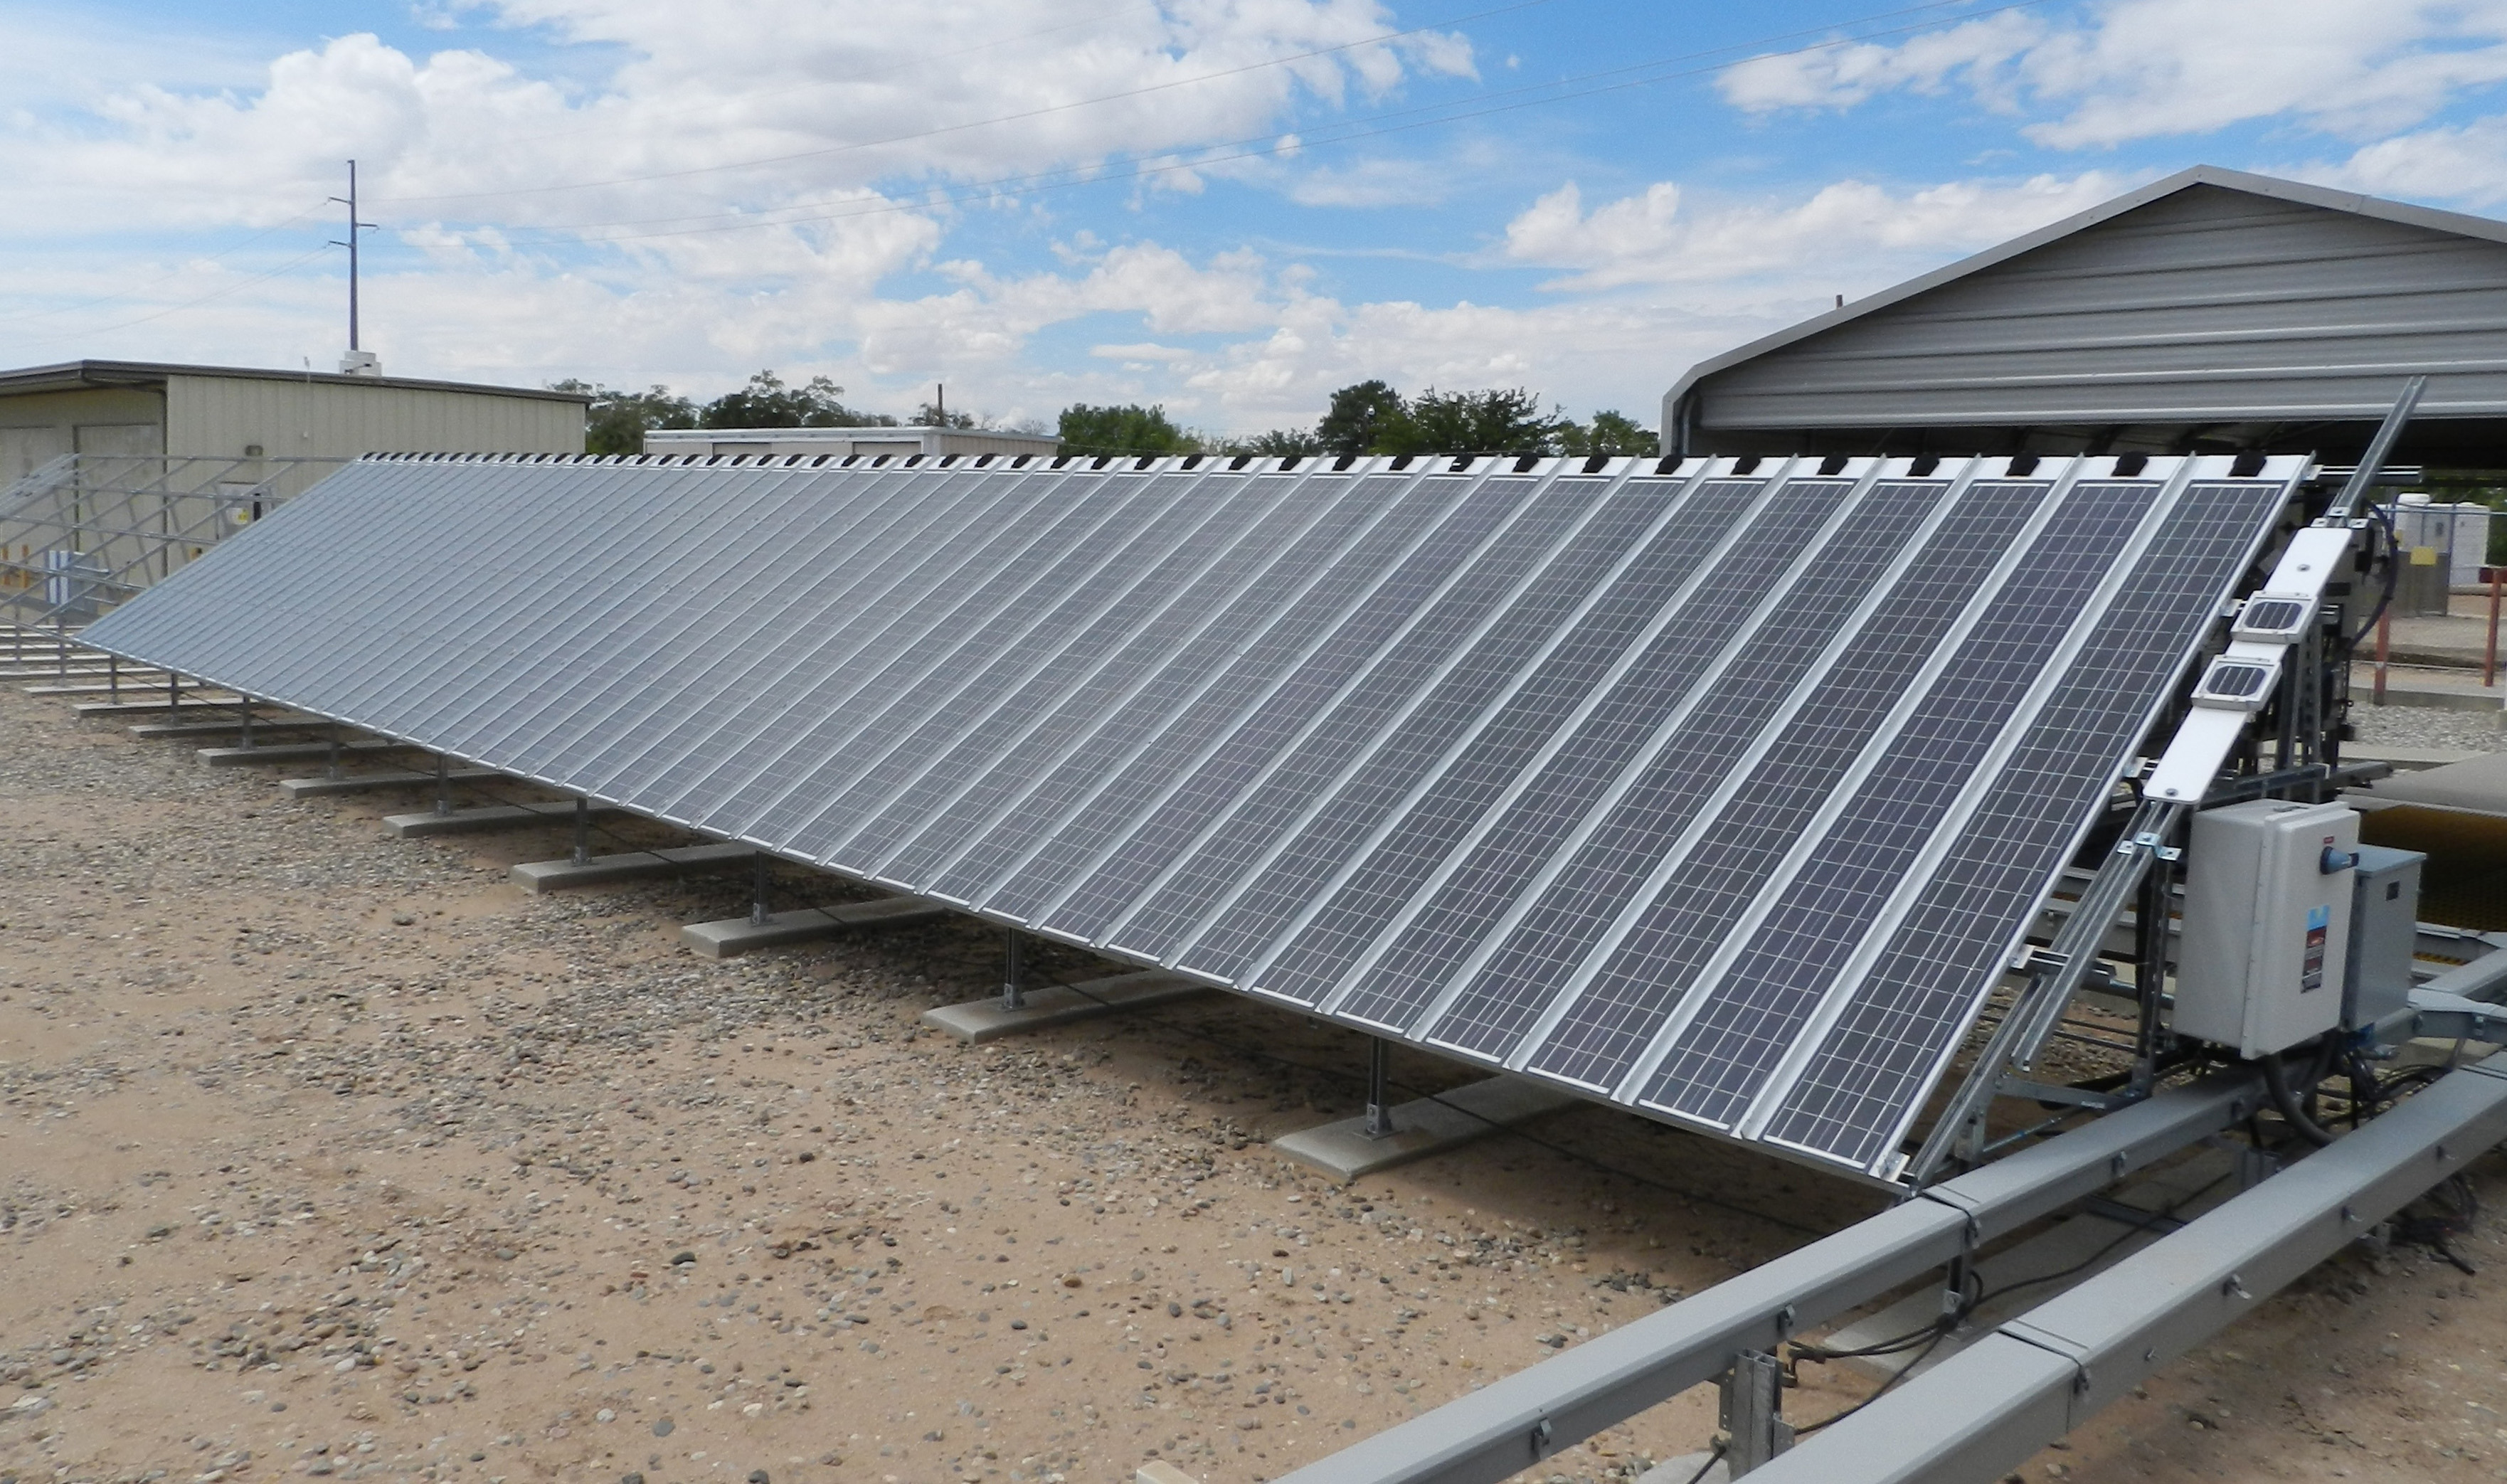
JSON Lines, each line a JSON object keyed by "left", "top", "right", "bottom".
{"left": 645, "top": 425, "right": 1060, "bottom": 447}
{"left": 0, "top": 359, "right": 590, "bottom": 404}
{"left": 1661, "top": 165, "right": 2507, "bottom": 460}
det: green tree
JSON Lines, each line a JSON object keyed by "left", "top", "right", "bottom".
{"left": 700, "top": 370, "right": 894, "bottom": 429}
{"left": 548, "top": 379, "right": 699, "bottom": 456}
{"left": 911, "top": 401, "right": 977, "bottom": 428}
{"left": 1058, "top": 403, "right": 1194, "bottom": 455}
{"left": 1231, "top": 428, "right": 1324, "bottom": 457}
{"left": 1315, "top": 379, "right": 1406, "bottom": 455}
{"left": 1558, "top": 409, "right": 1660, "bottom": 458}
{"left": 1374, "top": 386, "right": 1567, "bottom": 456}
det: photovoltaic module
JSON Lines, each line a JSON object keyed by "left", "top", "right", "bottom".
{"left": 80, "top": 449, "right": 2304, "bottom": 1180}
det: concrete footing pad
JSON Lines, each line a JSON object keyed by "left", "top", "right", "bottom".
{"left": 681, "top": 896, "right": 951, "bottom": 958}
{"left": 199, "top": 738, "right": 407, "bottom": 767}
{"left": 2374, "top": 685, "right": 2504, "bottom": 716}
{"left": 279, "top": 768, "right": 503, "bottom": 797}
{"left": 128, "top": 715, "right": 327, "bottom": 739}
{"left": 23, "top": 680, "right": 187, "bottom": 696}
{"left": 1272, "top": 1074, "right": 1584, "bottom": 1181}
{"left": 922, "top": 969, "right": 1207, "bottom": 1042}
{"left": 510, "top": 841, "right": 755, "bottom": 893}
{"left": 72, "top": 696, "right": 243, "bottom": 715}
{"left": 384, "top": 800, "right": 620, "bottom": 838}
{"left": 0, "top": 665, "right": 161, "bottom": 681}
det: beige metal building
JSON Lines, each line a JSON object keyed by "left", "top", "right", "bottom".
{"left": 0, "top": 359, "right": 585, "bottom": 482}
{"left": 642, "top": 425, "right": 1059, "bottom": 460}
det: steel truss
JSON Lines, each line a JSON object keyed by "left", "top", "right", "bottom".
{"left": 0, "top": 453, "right": 343, "bottom": 631}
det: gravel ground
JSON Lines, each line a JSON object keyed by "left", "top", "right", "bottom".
{"left": 6, "top": 683, "right": 2507, "bottom": 1484}
{"left": 2352, "top": 701, "right": 2506, "bottom": 753}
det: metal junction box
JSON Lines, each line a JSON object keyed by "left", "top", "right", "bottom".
{"left": 2175, "top": 800, "right": 2360, "bottom": 1059}
{"left": 2343, "top": 844, "right": 2424, "bottom": 1036}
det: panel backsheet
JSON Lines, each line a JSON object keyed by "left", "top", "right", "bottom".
{"left": 80, "top": 450, "right": 2300, "bottom": 1179}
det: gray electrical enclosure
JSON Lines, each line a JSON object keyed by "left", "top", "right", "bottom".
{"left": 2175, "top": 800, "right": 2358, "bottom": 1058}
{"left": 2344, "top": 844, "right": 2425, "bottom": 1036}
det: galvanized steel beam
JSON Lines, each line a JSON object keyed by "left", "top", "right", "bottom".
{"left": 1269, "top": 1070, "right": 2265, "bottom": 1484}
{"left": 1745, "top": 1053, "right": 2507, "bottom": 1484}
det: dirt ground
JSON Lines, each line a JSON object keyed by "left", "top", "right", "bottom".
{"left": 4, "top": 682, "right": 2507, "bottom": 1484}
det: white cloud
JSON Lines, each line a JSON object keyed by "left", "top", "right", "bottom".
{"left": 1283, "top": 156, "right": 1451, "bottom": 208}
{"left": 2297, "top": 113, "right": 2507, "bottom": 207}
{"left": 1500, "top": 171, "right": 2132, "bottom": 295}
{"left": 1719, "top": 0, "right": 2507, "bottom": 151}
{"left": 1719, "top": 9, "right": 2044, "bottom": 115}
{"left": 0, "top": 0, "right": 1473, "bottom": 246}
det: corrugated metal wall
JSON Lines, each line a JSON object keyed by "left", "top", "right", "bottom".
{"left": 164, "top": 376, "right": 583, "bottom": 460}
{"left": 0, "top": 388, "right": 163, "bottom": 480}
{"left": 1680, "top": 184, "right": 2507, "bottom": 442}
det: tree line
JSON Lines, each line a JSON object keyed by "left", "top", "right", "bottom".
{"left": 1061, "top": 381, "right": 1658, "bottom": 459}
{"left": 551, "top": 371, "right": 977, "bottom": 456}
{"left": 554, "top": 371, "right": 1657, "bottom": 459}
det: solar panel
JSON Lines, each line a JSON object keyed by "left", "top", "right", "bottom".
{"left": 80, "top": 450, "right": 2304, "bottom": 1182}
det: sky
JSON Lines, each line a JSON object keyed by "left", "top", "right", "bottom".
{"left": 6, "top": 1, "right": 2507, "bottom": 438}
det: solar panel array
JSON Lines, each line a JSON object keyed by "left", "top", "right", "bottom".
{"left": 81, "top": 449, "right": 2301, "bottom": 1180}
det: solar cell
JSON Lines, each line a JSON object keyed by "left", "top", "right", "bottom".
{"left": 1420, "top": 473, "right": 1957, "bottom": 1065}
{"left": 1172, "top": 472, "right": 1681, "bottom": 982}
{"left": 1313, "top": 472, "right": 1847, "bottom": 1030}
{"left": 1516, "top": 472, "right": 2039, "bottom": 1092}
{"left": 1105, "top": 472, "right": 1604, "bottom": 963}
{"left": 918, "top": 469, "right": 1361, "bottom": 903}
{"left": 1040, "top": 468, "right": 1534, "bottom": 941}
{"left": 868, "top": 470, "right": 1353, "bottom": 886}
{"left": 78, "top": 450, "right": 2309, "bottom": 1184}
{"left": 977, "top": 468, "right": 1481, "bottom": 925}
{"left": 1756, "top": 479, "right": 2289, "bottom": 1174}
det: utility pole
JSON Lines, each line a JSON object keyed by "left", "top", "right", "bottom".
{"left": 329, "top": 161, "right": 378, "bottom": 368}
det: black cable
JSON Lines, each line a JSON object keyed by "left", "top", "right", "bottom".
{"left": 2262, "top": 1047, "right": 2338, "bottom": 1148}
{"left": 2393, "top": 1173, "right": 2481, "bottom": 1275}
{"left": 1967, "top": 1168, "right": 2236, "bottom": 1313}
{"left": 1789, "top": 1326, "right": 1951, "bottom": 1436}
{"left": 1676, "top": 1439, "right": 1727, "bottom": 1484}
{"left": 2340, "top": 502, "right": 2400, "bottom": 654}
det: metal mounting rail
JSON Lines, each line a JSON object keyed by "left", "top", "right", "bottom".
{"left": 2323, "top": 375, "right": 2427, "bottom": 524}
{"left": 1270, "top": 1070, "right": 2265, "bottom": 1484}
{"left": 1904, "top": 798, "right": 2185, "bottom": 1188}
{"left": 1745, "top": 1051, "right": 2507, "bottom": 1484}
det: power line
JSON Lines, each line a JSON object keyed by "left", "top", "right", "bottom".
{"left": 0, "top": 198, "right": 332, "bottom": 327}
{"left": 9, "top": 245, "right": 334, "bottom": 349}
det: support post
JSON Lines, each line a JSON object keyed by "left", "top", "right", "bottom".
{"left": 1364, "top": 1037, "right": 1397, "bottom": 1139}
{"left": 2129, "top": 845, "right": 2174, "bottom": 1096}
{"left": 433, "top": 753, "right": 450, "bottom": 817}
{"left": 1718, "top": 1350, "right": 1793, "bottom": 1475}
{"left": 749, "top": 853, "right": 773, "bottom": 926}
{"left": 1001, "top": 928, "right": 1027, "bottom": 1011}
{"left": 2486, "top": 564, "right": 2501, "bottom": 689}
{"left": 238, "top": 695, "right": 254, "bottom": 751}
{"left": 107, "top": 653, "right": 118, "bottom": 702}
{"left": 571, "top": 797, "right": 591, "bottom": 866}
{"left": 325, "top": 723, "right": 341, "bottom": 780}
{"left": 2373, "top": 607, "right": 2390, "bottom": 705}
{"left": 1909, "top": 799, "right": 2184, "bottom": 1187}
